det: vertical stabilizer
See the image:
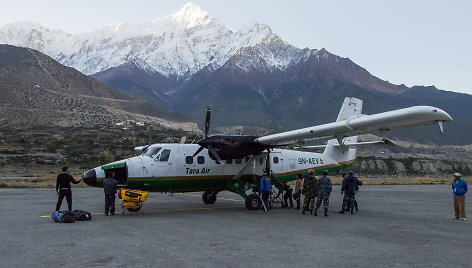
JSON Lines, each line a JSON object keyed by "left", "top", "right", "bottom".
{"left": 323, "top": 97, "right": 363, "bottom": 162}
{"left": 336, "top": 97, "right": 363, "bottom": 122}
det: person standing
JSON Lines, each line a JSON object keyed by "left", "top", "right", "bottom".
{"left": 314, "top": 170, "right": 332, "bottom": 217}
{"left": 339, "top": 171, "right": 363, "bottom": 214}
{"left": 301, "top": 169, "right": 317, "bottom": 214}
{"left": 452, "top": 172, "right": 468, "bottom": 221}
{"left": 55, "top": 166, "right": 81, "bottom": 211}
{"left": 103, "top": 171, "right": 119, "bottom": 216}
{"left": 282, "top": 181, "right": 293, "bottom": 208}
{"left": 260, "top": 171, "right": 271, "bottom": 212}
{"left": 293, "top": 173, "right": 303, "bottom": 210}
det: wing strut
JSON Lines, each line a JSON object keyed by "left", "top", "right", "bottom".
{"left": 438, "top": 121, "right": 444, "bottom": 134}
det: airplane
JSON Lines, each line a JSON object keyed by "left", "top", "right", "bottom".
{"left": 82, "top": 97, "right": 452, "bottom": 210}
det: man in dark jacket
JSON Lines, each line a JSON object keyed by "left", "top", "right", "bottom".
{"left": 281, "top": 181, "right": 293, "bottom": 208}
{"left": 103, "top": 171, "right": 119, "bottom": 216}
{"left": 55, "top": 166, "right": 81, "bottom": 211}
{"left": 339, "top": 171, "right": 363, "bottom": 214}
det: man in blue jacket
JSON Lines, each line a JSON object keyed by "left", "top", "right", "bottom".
{"left": 314, "top": 170, "right": 332, "bottom": 217}
{"left": 452, "top": 172, "right": 468, "bottom": 221}
{"left": 260, "top": 171, "right": 271, "bottom": 212}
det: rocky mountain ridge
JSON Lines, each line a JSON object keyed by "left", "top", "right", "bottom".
{"left": 1, "top": 3, "right": 471, "bottom": 145}
{"left": 0, "top": 44, "right": 197, "bottom": 131}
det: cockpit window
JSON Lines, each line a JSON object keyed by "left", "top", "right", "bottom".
{"left": 143, "top": 146, "right": 162, "bottom": 158}
{"left": 159, "top": 149, "right": 171, "bottom": 162}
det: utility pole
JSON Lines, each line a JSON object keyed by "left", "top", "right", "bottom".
{"left": 148, "top": 124, "right": 152, "bottom": 145}
{"left": 132, "top": 121, "right": 136, "bottom": 148}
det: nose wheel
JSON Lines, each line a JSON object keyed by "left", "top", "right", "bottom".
{"left": 202, "top": 191, "right": 217, "bottom": 204}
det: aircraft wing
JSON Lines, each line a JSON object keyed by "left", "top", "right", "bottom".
{"left": 256, "top": 106, "right": 452, "bottom": 146}
{"left": 293, "top": 138, "right": 398, "bottom": 152}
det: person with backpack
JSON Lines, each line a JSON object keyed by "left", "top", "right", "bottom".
{"left": 103, "top": 171, "right": 119, "bottom": 216}
{"left": 293, "top": 173, "right": 303, "bottom": 210}
{"left": 339, "top": 171, "right": 363, "bottom": 214}
{"left": 55, "top": 166, "right": 81, "bottom": 211}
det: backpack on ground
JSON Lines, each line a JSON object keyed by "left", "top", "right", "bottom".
{"left": 51, "top": 211, "right": 63, "bottom": 222}
{"left": 72, "top": 210, "right": 92, "bottom": 221}
{"left": 51, "top": 211, "right": 76, "bottom": 223}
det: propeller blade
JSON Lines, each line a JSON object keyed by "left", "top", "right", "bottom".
{"left": 205, "top": 107, "right": 211, "bottom": 138}
{"left": 192, "top": 146, "right": 204, "bottom": 157}
{"left": 208, "top": 146, "right": 222, "bottom": 164}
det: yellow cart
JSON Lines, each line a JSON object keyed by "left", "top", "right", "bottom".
{"left": 119, "top": 189, "right": 149, "bottom": 215}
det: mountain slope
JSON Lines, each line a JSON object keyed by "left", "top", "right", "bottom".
{"left": 174, "top": 46, "right": 472, "bottom": 145}
{"left": 0, "top": 44, "right": 197, "bottom": 130}
{"left": 1, "top": 3, "right": 471, "bottom": 145}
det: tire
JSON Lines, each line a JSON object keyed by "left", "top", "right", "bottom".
{"left": 126, "top": 206, "right": 141, "bottom": 212}
{"left": 245, "top": 193, "right": 262, "bottom": 210}
{"left": 202, "top": 191, "right": 217, "bottom": 204}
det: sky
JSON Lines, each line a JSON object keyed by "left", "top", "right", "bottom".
{"left": 1, "top": 0, "right": 471, "bottom": 94}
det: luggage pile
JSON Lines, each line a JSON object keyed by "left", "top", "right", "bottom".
{"left": 118, "top": 189, "right": 149, "bottom": 215}
{"left": 52, "top": 210, "right": 92, "bottom": 223}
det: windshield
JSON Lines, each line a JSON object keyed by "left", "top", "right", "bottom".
{"left": 143, "top": 146, "right": 162, "bottom": 158}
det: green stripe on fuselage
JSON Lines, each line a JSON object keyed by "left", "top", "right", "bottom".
{"left": 94, "top": 160, "right": 354, "bottom": 194}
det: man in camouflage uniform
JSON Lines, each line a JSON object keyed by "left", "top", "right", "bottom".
{"left": 314, "top": 170, "right": 332, "bottom": 217}
{"left": 301, "top": 169, "right": 317, "bottom": 214}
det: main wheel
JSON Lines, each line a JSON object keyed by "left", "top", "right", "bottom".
{"left": 245, "top": 193, "right": 262, "bottom": 210}
{"left": 202, "top": 191, "right": 217, "bottom": 204}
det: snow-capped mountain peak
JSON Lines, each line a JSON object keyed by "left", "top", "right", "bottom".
{"left": 0, "top": 2, "right": 302, "bottom": 77}
{"left": 171, "top": 2, "right": 213, "bottom": 28}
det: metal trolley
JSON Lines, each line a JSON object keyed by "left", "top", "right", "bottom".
{"left": 119, "top": 189, "right": 149, "bottom": 215}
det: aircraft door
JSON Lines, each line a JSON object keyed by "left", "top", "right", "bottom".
{"left": 270, "top": 152, "right": 285, "bottom": 174}
{"left": 102, "top": 164, "right": 128, "bottom": 187}
{"left": 151, "top": 149, "right": 173, "bottom": 177}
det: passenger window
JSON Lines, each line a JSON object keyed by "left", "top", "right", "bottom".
{"left": 226, "top": 159, "right": 232, "bottom": 164}
{"left": 159, "top": 149, "right": 171, "bottom": 162}
{"left": 197, "top": 156, "right": 205, "bottom": 164}
{"left": 186, "top": 156, "right": 193, "bottom": 164}
{"left": 235, "top": 158, "right": 242, "bottom": 164}
{"left": 273, "top": 157, "right": 279, "bottom": 164}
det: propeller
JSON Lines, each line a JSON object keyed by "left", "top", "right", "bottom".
{"left": 192, "top": 107, "right": 223, "bottom": 163}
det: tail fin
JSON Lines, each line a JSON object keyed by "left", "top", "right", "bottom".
{"left": 323, "top": 97, "right": 363, "bottom": 162}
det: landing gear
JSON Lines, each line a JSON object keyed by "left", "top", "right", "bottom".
{"left": 245, "top": 193, "right": 262, "bottom": 210}
{"left": 202, "top": 191, "right": 217, "bottom": 204}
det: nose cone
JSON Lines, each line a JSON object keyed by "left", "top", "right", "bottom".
{"left": 83, "top": 169, "right": 97, "bottom": 186}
